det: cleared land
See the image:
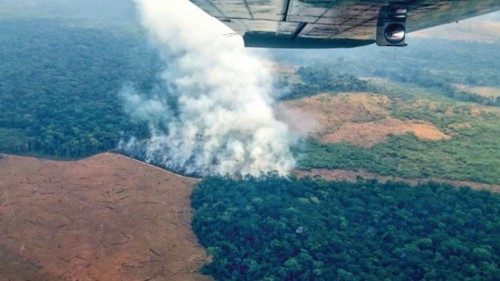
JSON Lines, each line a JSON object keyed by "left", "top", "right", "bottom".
{"left": 321, "top": 118, "right": 449, "bottom": 147}
{"left": 454, "top": 84, "right": 500, "bottom": 98}
{"left": 276, "top": 93, "right": 449, "bottom": 147}
{"left": 0, "top": 153, "right": 210, "bottom": 281}
{"left": 295, "top": 169, "right": 500, "bottom": 193}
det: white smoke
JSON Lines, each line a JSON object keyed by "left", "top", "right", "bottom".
{"left": 120, "top": 0, "right": 295, "bottom": 176}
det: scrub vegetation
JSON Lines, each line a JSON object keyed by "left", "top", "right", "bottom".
{"left": 278, "top": 67, "right": 500, "bottom": 184}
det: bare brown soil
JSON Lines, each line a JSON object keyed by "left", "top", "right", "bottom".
{"left": 0, "top": 153, "right": 211, "bottom": 281}
{"left": 469, "top": 104, "right": 500, "bottom": 116}
{"left": 470, "top": 106, "right": 483, "bottom": 117}
{"left": 454, "top": 84, "right": 500, "bottom": 98}
{"left": 321, "top": 118, "right": 450, "bottom": 147}
{"left": 275, "top": 93, "right": 390, "bottom": 136}
{"left": 295, "top": 169, "right": 500, "bottom": 193}
{"left": 448, "top": 122, "right": 471, "bottom": 130}
{"left": 281, "top": 92, "right": 390, "bottom": 124}
{"left": 276, "top": 93, "right": 449, "bottom": 147}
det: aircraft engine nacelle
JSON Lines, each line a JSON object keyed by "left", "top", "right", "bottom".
{"left": 377, "top": 5, "right": 408, "bottom": 47}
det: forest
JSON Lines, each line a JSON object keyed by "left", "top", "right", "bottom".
{"left": 0, "top": 20, "right": 157, "bottom": 158}
{"left": 273, "top": 39, "right": 500, "bottom": 106}
{"left": 192, "top": 176, "right": 500, "bottom": 281}
{"left": 0, "top": 20, "right": 500, "bottom": 184}
{"left": 278, "top": 67, "right": 375, "bottom": 100}
{"left": 280, "top": 65, "right": 499, "bottom": 107}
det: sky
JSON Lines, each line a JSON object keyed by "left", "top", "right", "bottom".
{"left": 410, "top": 11, "right": 500, "bottom": 43}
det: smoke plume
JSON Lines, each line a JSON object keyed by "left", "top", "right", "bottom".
{"left": 120, "top": 0, "right": 295, "bottom": 176}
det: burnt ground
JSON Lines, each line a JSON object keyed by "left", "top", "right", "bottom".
{"left": 0, "top": 153, "right": 211, "bottom": 281}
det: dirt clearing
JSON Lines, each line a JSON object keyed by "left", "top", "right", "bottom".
{"left": 295, "top": 169, "right": 500, "bottom": 193}
{"left": 0, "top": 153, "right": 211, "bottom": 281}
{"left": 454, "top": 84, "right": 500, "bottom": 98}
{"left": 276, "top": 93, "right": 449, "bottom": 147}
{"left": 321, "top": 118, "right": 450, "bottom": 147}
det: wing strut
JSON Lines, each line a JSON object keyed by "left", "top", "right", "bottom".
{"left": 291, "top": 22, "right": 308, "bottom": 40}
{"left": 281, "top": 0, "right": 292, "bottom": 21}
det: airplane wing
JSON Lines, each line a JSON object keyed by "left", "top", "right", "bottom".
{"left": 189, "top": 0, "right": 500, "bottom": 48}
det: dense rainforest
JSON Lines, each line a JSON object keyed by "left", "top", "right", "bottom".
{"left": 0, "top": 20, "right": 157, "bottom": 158}
{"left": 192, "top": 177, "right": 500, "bottom": 281}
